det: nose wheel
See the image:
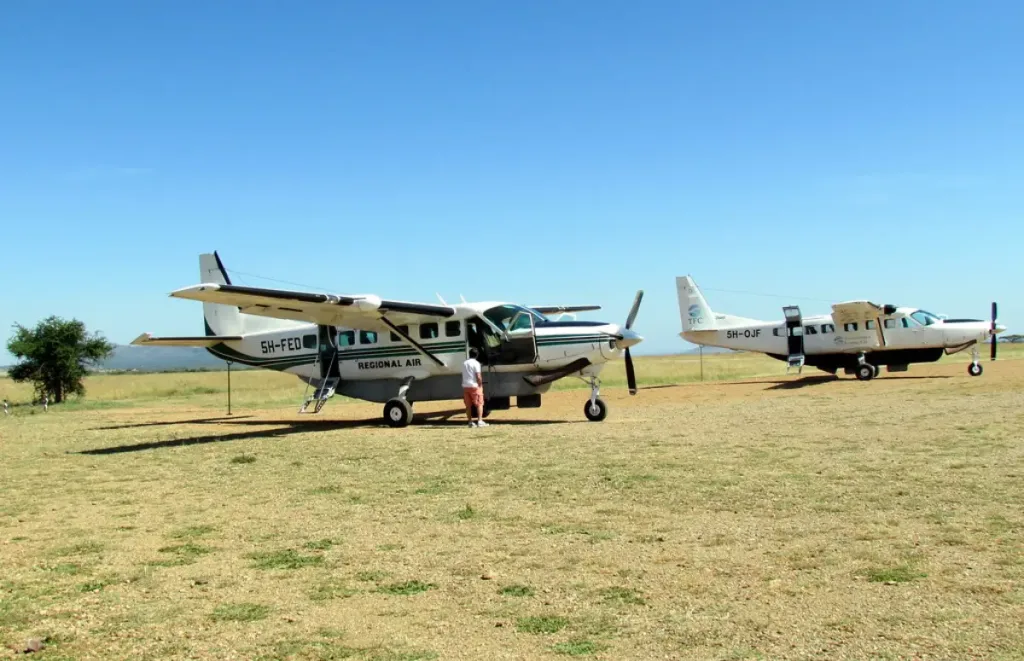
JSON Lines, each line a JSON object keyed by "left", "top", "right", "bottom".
{"left": 968, "top": 346, "right": 983, "bottom": 377}
{"left": 583, "top": 377, "right": 608, "bottom": 422}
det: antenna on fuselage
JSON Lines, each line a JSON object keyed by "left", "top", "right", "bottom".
{"left": 436, "top": 293, "right": 448, "bottom": 306}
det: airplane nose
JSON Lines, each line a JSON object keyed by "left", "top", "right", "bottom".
{"left": 619, "top": 328, "right": 643, "bottom": 349}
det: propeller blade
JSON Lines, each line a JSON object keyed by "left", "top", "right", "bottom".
{"left": 625, "top": 348, "right": 637, "bottom": 395}
{"left": 625, "top": 290, "right": 644, "bottom": 330}
{"left": 991, "top": 301, "right": 998, "bottom": 361}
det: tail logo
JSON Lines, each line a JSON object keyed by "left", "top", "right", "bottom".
{"left": 688, "top": 304, "right": 701, "bottom": 319}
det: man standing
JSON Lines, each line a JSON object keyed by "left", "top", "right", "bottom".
{"left": 3, "top": 399, "right": 9, "bottom": 416}
{"left": 462, "top": 348, "right": 487, "bottom": 428}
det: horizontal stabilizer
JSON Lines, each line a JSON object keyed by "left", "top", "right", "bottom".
{"left": 131, "top": 332, "right": 242, "bottom": 347}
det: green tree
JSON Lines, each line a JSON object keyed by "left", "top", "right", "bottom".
{"left": 7, "top": 316, "right": 115, "bottom": 403}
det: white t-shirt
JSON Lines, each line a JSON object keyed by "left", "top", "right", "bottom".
{"left": 462, "top": 358, "right": 482, "bottom": 388}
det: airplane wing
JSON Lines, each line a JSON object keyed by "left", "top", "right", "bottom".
{"left": 831, "top": 301, "right": 886, "bottom": 350}
{"left": 131, "top": 332, "right": 242, "bottom": 347}
{"left": 171, "top": 284, "right": 457, "bottom": 331}
{"left": 531, "top": 305, "right": 601, "bottom": 315}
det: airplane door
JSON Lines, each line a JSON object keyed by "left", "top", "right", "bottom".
{"left": 317, "top": 325, "right": 340, "bottom": 379}
{"left": 503, "top": 311, "right": 538, "bottom": 365}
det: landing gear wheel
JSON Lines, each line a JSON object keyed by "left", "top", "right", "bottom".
{"left": 856, "top": 364, "right": 875, "bottom": 381}
{"left": 383, "top": 398, "right": 412, "bottom": 428}
{"left": 481, "top": 402, "right": 492, "bottom": 419}
{"left": 873, "top": 365, "right": 882, "bottom": 378}
{"left": 584, "top": 397, "right": 608, "bottom": 422}
{"left": 968, "top": 363, "right": 983, "bottom": 377}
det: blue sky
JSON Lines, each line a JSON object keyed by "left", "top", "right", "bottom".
{"left": 1, "top": 1, "right": 1021, "bottom": 362}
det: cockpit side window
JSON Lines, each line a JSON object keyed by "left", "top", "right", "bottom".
{"left": 884, "top": 319, "right": 897, "bottom": 329}
{"left": 911, "top": 310, "right": 938, "bottom": 326}
{"left": 483, "top": 305, "right": 544, "bottom": 332}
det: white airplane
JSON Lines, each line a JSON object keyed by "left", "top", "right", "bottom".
{"left": 676, "top": 275, "right": 1005, "bottom": 380}
{"left": 132, "top": 253, "right": 644, "bottom": 426}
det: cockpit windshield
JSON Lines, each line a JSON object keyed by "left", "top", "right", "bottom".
{"left": 482, "top": 305, "right": 548, "bottom": 332}
{"left": 910, "top": 310, "right": 940, "bottom": 326}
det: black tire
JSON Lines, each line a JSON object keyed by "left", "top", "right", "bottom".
{"left": 968, "top": 363, "right": 983, "bottom": 377}
{"left": 481, "top": 402, "right": 492, "bottom": 419}
{"left": 856, "top": 364, "right": 875, "bottom": 381}
{"left": 584, "top": 397, "right": 608, "bottom": 422}
{"left": 873, "top": 365, "right": 882, "bottom": 378}
{"left": 383, "top": 398, "right": 412, "bottom": 428}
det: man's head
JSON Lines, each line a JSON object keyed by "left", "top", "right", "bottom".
{"left": 469, "top": 348, "right": 479, "bottom": 360}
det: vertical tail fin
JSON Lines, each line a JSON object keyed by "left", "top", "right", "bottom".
{"left": 676, "top": 275, "right": 717, "bottom": 332}
{"left": 200, "top": 252, "right": 243, "bottom": 337}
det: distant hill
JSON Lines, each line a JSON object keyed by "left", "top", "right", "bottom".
{"left": 95, "top": 344, "right": 241, "bottom": 373}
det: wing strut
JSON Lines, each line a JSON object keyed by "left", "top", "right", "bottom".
{"left": 379, "top": 318, "right": 446, "bottom": 368}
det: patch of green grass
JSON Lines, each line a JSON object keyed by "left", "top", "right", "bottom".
{"left": 211, "top": 602, "right": 270, "bottom": 622}
{"left": 230, "top": 454, "right": 256, "bottom": 464}
{"left": 309, "top": 581, "right": 358, "bottom": 602}
{"left": 158, "top": 542, "right": 214, "bottom": 559}
{"left": 516, "top": 615, "right": 569, "bottom": 634}
{"left": 413, "top": 479, "right": 450, "bottom": 495}
{"left": 248, "top": 549, "right": 325, "bottom": 570}
{"left": 598, "top": 586, "right": 646, "bottom": 605}
{"left": 376, "top": 580, "right": 436, "bottom": 596}
{"left": 551, "top": 639, "right": 605, "bottom": 656}
{"left": 366, "top": 651, "right": 438, "bottom": 661}
{"left": 356, "top": 570, "right": 388, "bottom": 582}
{"left": 169, "top": 524, "right": 217, "bottom": 539}
{"left": 863, "top": 565, "right": 927, "bottom": 583}
{"left": 303, "top": 538, "right": 337, "bottom": 551}
{"left": 78, "top": 577, "right": 116, "bottom": 593}
{"left": 311, "top": 484, "right": 343, "bottom": 495}
{"left": 377, "top": 543, "right": 404, "bottom": 551}
{"left": 499, "top": 584, "right": 535, "bottom": 597}
{"left": 45, "top": 563, "right": 84, "bottom": 575}
{"left": 456, "top": 504, "right": 476, "bottom": 520}
{"left": 50, "top": 541, "right": 104, "bottom": 557}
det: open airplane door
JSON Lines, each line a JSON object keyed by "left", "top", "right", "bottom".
{"left": 504, "top": 310, "right": 539, "bottom": 365}
{"left": 782, "top": 305, "right": 805, "bottom": 373}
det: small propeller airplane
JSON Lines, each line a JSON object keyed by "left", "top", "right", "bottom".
{"left": 132, "top": 253, "right": 644, "bottom": 426}
{"left": 676, "top": 275, "right": 1005, "bottom": 381}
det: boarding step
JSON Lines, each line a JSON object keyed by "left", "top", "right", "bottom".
{"left": 299, "top": 377, "right": 339, "bottom": 414}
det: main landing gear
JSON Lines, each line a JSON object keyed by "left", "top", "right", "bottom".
{"left": 968, "top": 346, "right": 983, "bottom": 377}
{"left": 855, "top": 353, "right": 881, "bottom": 381}
{"left": 383, "top": 377, "right": 415, "bottom": 428}
{"left": 583, "top": 376, "right": 608, "bottom": 422}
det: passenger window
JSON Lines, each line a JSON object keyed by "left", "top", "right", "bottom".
{"left": 865, "top": 320, "right": 876, "bottom": 330}
{"left": 820, "top": 324, "right": 834, "bottom": 334}
{"left": 843, "top": 322, "right": 858, "bottom": 332}
{"left": 419, "top": 323, "right": 439, "bottom": 339}
{"left": 338, "top": 330, "right": 355, "bottom": 347}
{"left": 359, "top": 330, "right": 377, "bottom": 345}
{"left": 772, "top": 328, "right": 782, "bottom": 337}
{"left": 884, "top": 319, "right": 897, "bottom": 329}
{"left": 390, "top": 325, "right": 409, "bottom": 342}
{"left": 302, "top": 334, "right": 316, "bottom": 349}
{"left": 804, "top": 325, "right": 817, "bottom": 335}
{"left": 445, "top": 321, "right": 461, "bottom": 337}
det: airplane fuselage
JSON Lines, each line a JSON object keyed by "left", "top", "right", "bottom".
{"left": 682, "top": 308, "right": 994, "bottom": 373}
{"left": 206, "top": 302, "right": 636, "bottom": 402}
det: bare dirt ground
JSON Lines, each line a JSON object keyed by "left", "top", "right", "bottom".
{"left": 2, "top": 358, "right": 1023, "bottom": 660}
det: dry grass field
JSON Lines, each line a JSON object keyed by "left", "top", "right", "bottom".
{"left": 2, "top": 348, "right": 1023, "bottom": 660}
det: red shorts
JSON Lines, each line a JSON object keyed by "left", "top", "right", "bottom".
{"left": 462, "top": 387, "right": 483, "bottom": 408}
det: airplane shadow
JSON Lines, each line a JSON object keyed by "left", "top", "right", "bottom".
{"left": 79, "top": 410, "right": 572, "bottom": 455}
{"left": 765, "top": 374, "right": 954, "bottom": 390}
